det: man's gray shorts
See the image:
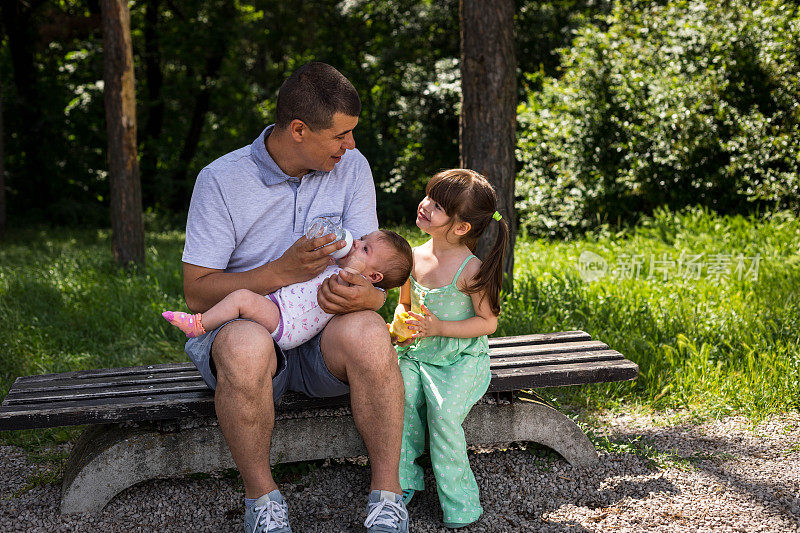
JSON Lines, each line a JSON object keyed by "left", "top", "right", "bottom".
{"left": 185, "top": 319, "right": 349, "bottom": 402}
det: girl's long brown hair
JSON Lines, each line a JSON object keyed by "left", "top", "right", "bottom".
{"left": 426, "top": 169, "right": 509, "bottom": 315}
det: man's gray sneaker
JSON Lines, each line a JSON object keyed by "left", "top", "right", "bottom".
{"left": 244, "top": 490, "right": 292, "bottom": 533}
{"left": 364, "top": 490, "right": 409, "bottom": 532}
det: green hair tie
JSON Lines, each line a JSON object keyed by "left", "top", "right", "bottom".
{"left": 492, "top": 211, "right": 502, "bottom": 221}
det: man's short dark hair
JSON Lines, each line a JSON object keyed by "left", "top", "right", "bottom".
{"left": 275, "top": 62, "right": 361, "bottom": 131}
{"left": 375, "top": 230, "right": 413, "bottom": 290}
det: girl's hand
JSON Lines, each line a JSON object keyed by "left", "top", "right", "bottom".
{"left": 406, "top": 304, "right": 439, "bottom": 339}
{"left": 387, "top": 323, "right": 415, "bottom": 347}
{"left": 395, "top": 337, "right": 415, "bottom": 347}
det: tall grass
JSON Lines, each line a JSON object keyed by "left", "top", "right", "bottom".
{"left": 0, "top": 207, "right": 797, "bottom": 446}
{"left": 0, "top": 228, "right": 188, "bottom": 391}
{"left": 501, "top": 206, "right": 800, "bottom": 419}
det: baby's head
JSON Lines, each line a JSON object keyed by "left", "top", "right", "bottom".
{"left": 337, "top": 230, "right": 412, "bottom": 290}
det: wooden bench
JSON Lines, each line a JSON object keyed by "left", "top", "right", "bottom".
{"left": 0, "top": 330, "right": 637, "bottom": 514}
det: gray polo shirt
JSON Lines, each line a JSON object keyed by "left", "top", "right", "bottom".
{"left": 182, "top": 125, "right": 379, "bottom": 273}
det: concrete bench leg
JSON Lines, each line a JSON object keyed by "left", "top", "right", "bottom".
{"left": 61, "top": 399, "right": 596, "bottom": 514}
{"left": 60, "top": 412, "right": 368, "bottom": 514}
{"left": 464, "top": 399, "right": 598, "bottom": 467}
{"left": 61, "top": 422, "right": 234, "bottom": 514}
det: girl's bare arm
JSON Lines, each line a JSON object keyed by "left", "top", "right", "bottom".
{"left": 395, "top": 278, "right": 412, "bottom": 315}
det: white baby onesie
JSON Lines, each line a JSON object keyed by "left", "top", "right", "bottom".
{"left": 267, "top": 265, "right": 342, "bottom": 350}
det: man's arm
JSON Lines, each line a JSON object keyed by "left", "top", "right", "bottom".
{"left": 183, "top": 263, "right": 278, "bottom": 314}
{"left": 316, "top": 270, "right": 386, "bottom": 314}
{"left": 184, "top": 234, "right": 347, "bottom": 313}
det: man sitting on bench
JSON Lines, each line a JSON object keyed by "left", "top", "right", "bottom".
{"left": 180, "top": 62, "right": 409, "bottom": 533}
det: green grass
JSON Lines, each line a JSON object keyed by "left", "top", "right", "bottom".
{"left": 501, "top": 206, "right": 800, "bottom": 420}
{"left": 1, "top": 206, "right": 798, "bottom": 447}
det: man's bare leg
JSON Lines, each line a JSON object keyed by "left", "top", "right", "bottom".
{"left": 212, "top": 320, "right": 279, "bottom": 498}
{"left": 320, "top": 311, "right": 404, "bottom": 493}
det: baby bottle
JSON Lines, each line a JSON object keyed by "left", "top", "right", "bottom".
{"left": 305, "top": 216, "right": 353, "bottom": 260}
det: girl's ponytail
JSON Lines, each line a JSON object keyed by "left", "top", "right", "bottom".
{"left": 465, "top": 215, "right": 508, "bottom": 315}
{"left": 426, "top": 168, "right": 510, "bottom": 315}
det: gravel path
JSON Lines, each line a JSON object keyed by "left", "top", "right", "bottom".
{"left": 2, "top": 410, "right": 798, "bottom": 532}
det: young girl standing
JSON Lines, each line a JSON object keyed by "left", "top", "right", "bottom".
{"left": 392, "top": 169, "right": 509, "bottom": 528}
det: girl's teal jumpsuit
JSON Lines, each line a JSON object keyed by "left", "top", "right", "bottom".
{"left": 396, "top": 255, "right": 491, "bottom": 525}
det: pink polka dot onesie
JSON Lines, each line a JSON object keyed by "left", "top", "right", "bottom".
{"left": 268, "top": 264, "right": 344, "bottom": 350}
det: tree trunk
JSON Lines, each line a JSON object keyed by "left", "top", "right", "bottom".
{"left": 102, "top": 0, "right": 144, "bottom": 266}
{"left": 460, "top": 0, "right": 517, "bottom": 283}
{"left": 0, "top": 75, "right": 5, "bottom": 239}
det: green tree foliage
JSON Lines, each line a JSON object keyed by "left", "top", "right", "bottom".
{"left": 0, "top": 0, "right": 622, "bottom": 227}
{"left": 516, "top": 0, "right": 800, "bottom": 238}
{"left": 335, "top": 0, "right": 461, "bottom": 223}
{"left": 1, "top": 0, "right": 463, "bottom": 226}
{"left": 1, "top": 1, "right": 108, "bottom": 224}
{"left": 515, "top": 0, "right": 612, "bottom": 93}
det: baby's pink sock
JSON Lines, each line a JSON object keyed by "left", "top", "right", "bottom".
{"left": 162, "top": 311, "right": 206, "bottom": 338}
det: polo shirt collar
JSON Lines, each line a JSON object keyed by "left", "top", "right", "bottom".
{"left": 251, "top": 125, "right": 320, "bottom": 185}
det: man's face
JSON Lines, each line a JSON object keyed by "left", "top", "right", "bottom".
{"left": 301, "top": 113, "right": 358, "bottom": 173}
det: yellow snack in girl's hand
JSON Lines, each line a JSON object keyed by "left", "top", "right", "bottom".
{"left": 389, "top": 311, "right": 414, "bottom": 342}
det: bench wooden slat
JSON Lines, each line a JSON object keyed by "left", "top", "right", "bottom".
{"left": 0, "top": 391, "right": 215, "bottom": 429}
{"left": 3, "top": 379, "right": 211, "bottom": 405}
{"left": 7, "top": 349, "right": 626, "bottom": 404}
{"left": 488, "top": 340, "right": 608, "bottom": 357}
{"left": 12, "top": 362, "right": 196, "bottom": 385}
{"left": 14, "top": 331, "right": 594, "bottom": 385}
{"left": 0, "top": 390, "right": 351, "bottom": 431}
{"left": 0, "top": 357, "right": 639, "bottom": 430}
{"left": 489, "top": 358, "right": 639, "bottom": 390}
{"left": 11, "top": 331, "right": 593, "bottom": 383}
{"left": 3, "top": 350, "right": 624, "bottom": 406}
{"left": 488, "top": 330, "right": 591, "bottom": 347}
{"left": 10, "top": 369, "right": 203, "bottom": 394}
{"left": 0, "top": 330, "right": 640, "bottom": 431}
{"left": 14, "top": 330, "right": 594, "bottom": 386}
{"left": 490, "top": 349, "right": 625, "bottom": 369}
{"left": 10, "top": 342, "right": 610, "bottom": 396}
{"left": 0, "top": 355, "right": 639, "bottom": 431}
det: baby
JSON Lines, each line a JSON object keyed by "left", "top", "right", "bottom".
{"left": 163, "top": 230, "right": 412, "bottom": 350}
